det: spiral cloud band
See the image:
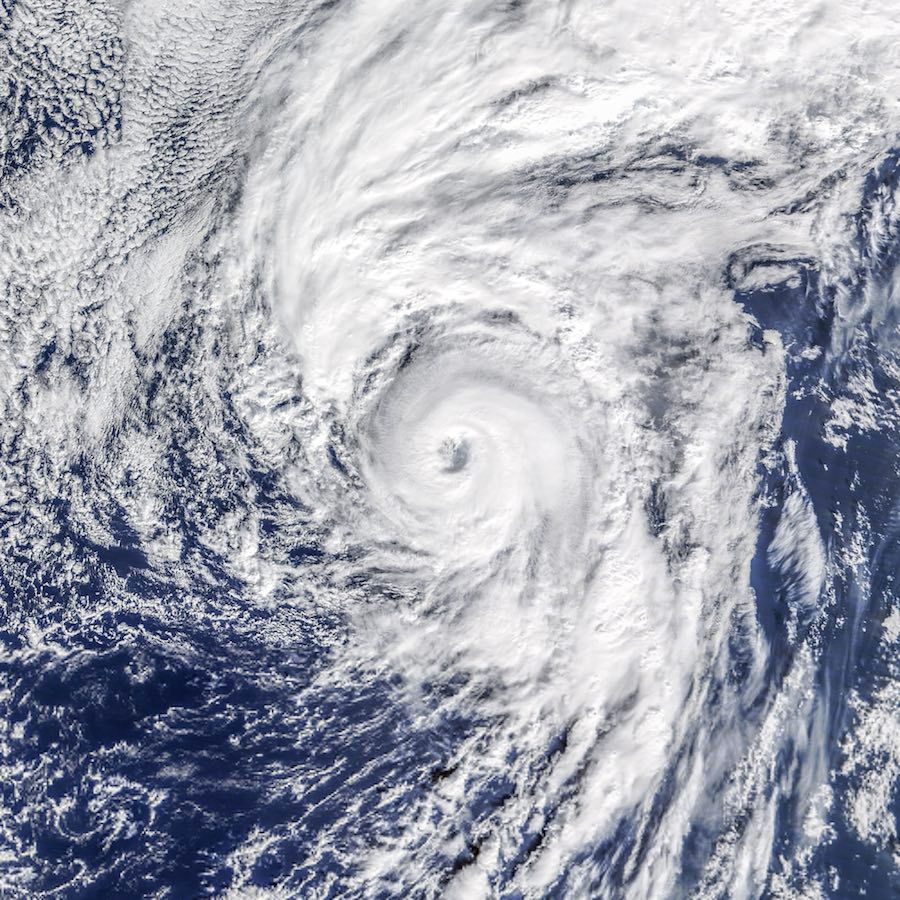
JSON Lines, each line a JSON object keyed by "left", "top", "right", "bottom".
{"left": 1, "top": 0, "right": 899, "bottom": 896}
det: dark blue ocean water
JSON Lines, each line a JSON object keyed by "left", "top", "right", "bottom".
{"left": 1, "top": 9, "right": 898, "bottom": 892}
{"left": 737, "top": 152, "right": 900, "bottom": 897}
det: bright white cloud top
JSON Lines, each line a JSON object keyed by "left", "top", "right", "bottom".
{"left": 0, "top": 0, "right": 898, "bottom": 897}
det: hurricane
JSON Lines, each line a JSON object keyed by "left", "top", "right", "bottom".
{"left": 1, "top": 0, "right": 899, "bottom": 897}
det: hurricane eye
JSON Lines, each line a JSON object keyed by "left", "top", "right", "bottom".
{"left": 440, "top": 436, "right": 469, "bottom": 472}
